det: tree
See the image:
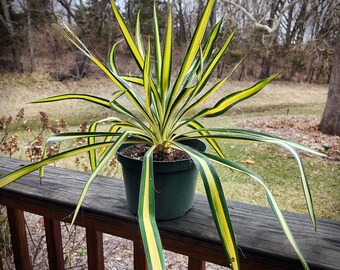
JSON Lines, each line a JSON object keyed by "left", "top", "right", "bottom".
{"left": 0, "top": 0, "right": 23, "bottom": 71}
{"left": 319, "top": 32, "right": 340, "bottom": 135}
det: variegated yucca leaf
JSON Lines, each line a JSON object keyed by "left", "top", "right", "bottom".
{"left": 173, "top": 142, "right": 239, "bottom": 270}
{"left": 70, "top": 132, "right": 129, "bottom": 228}
{"left": 0, "top": 141, "right": 115, "bottom": 188}
{"left": 204, "top": 153, "right": 310, "bottom": 270}
{"left": 32, "top": 94, "right": 111, "bottom": 108}
{"left": 138, "top": 146, "right": 165, "bottom": 269}
{"left": 176, "top": 131, "right": 325, "bottom": 229}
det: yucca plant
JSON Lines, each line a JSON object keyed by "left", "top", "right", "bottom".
{"left": 0, "top": 0, "right": 326, "bottom": 269}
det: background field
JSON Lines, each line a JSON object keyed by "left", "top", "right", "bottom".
{"left": 0, "top": 73, "right": 339, "bottom": 221}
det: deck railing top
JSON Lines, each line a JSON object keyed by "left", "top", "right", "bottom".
{"left": 0, "top": 156, "right": 339, "bottom": 270}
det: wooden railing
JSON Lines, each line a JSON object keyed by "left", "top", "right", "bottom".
{"left": 0, "top": 156, "right": 339, "bottom": 270}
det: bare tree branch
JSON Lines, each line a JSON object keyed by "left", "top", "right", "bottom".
{"left": 221, "top": 0, "right": 302, "bottom": 34}
{"left": 1, "top": 0, "right": 14, "bottom": 35}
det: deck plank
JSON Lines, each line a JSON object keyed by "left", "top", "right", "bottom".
{"left": 0, "top": 156, "right": 339, "bottom": 270}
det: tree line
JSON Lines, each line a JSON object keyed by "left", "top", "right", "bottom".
{"left": 0, "top": 0, "right": 338, "bottom": 83}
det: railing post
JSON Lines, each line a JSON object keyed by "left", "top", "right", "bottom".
{"left": 86, "top": 228, "right": 104, "bottom": 270}
{"left": 44, "top": 217, "right": 64, "bottom": 270}
{"left": 6, "top": 207, "right": 31, "bottom": 270}
{"left": 188, "top": 257, "right": 205, "bottom": 270}
{"left": 133, "top": 241, "right": 147, "bottom": 270}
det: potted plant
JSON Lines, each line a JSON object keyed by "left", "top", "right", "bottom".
{"left": 0, "top": 0, "right": 325, "bottom": 269}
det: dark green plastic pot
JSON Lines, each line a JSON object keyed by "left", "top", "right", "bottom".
{"left": 117, "top": 139, "right": 206, "bottom": 220}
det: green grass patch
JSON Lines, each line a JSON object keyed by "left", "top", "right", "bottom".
{"left": 196, "top": 141, "right": 339, "bottom": 220}
{"left": 1, "top": 75, "right": 338, "bottom": 221}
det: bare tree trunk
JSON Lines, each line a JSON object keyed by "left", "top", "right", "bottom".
{"left": 27, "top": 0, "right": 36, "bottom": 72}
{"left": 319, "top": 33, "right": 340, "bottom": 135}
{"left": 1, "top": 0, "right": 22, "bottom": 71}
{"left": 176, "top": 0, "right": 187, "bottom": 45}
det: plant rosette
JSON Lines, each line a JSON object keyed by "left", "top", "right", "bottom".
{"left": 0, "top": 0, "right": 327, "bottom": 269}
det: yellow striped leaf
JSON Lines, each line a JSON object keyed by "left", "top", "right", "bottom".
{"left": 32, "top": 94, "right": 111, "bottom": 108}
{"left": 173, "top": 142, "right": 239, "bottom": 270}
{"left": 0, "top": 141, "right": 115, "bottom": 188}
{"left": 161, "top": 8, "right": 172, "bottom": 103}
{"left": 198, "top": 74, "right": 279, "bottom": 118}
{"left": 205, "top": 153, "right": 310, "bottom": 270}
{"left": 110, "top": 0, "right": 144, "bottom": 68}
{"left": 138, "top": 146, "right": 165, "bottom": 269}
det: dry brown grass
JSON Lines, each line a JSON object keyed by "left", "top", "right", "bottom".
{"left": 0, "top": 73, "right": 328, "bottom": 126}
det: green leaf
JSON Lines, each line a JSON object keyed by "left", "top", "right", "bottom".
{"left": 32, "top": 94, "right": 111, "bottom": 108}
{"left": 88, "top": 122, "right": 98, "bottom": 172}
{"left": 144, "top": 39, "right": 152, "bottom": 112}
{"left": 205, "top": 153, "right": 310, "bottom": 270}
{"left": 187, "top": 31, "right": 235, "bottom": 102}
{"left": 109, "top": 0, "right": 144, "bottom": 69}
{"left": 198, "top": 74, "right": 279, "bottom": 118}
{"left": 161, "top": 7, "right": 172, "bottom": 103}
{"left": 109, "top": 41, "right": 121, "bottom": 75}
{"left": 120, "top": 76, "right": 143, "bottom": 85}
{"left": 176, "top": 132, "right": 317, "bottom": 228}
{"left": 153, "top": 3, "right": 162, "bottom": 86}
{"left": 138, "top": 146, "right": 165, "bottom": 270}
{"left": 46, "top": 132, "right": 122, "bottom": 146}
{"left": 170, "top": 0, "right": 216, "bottom": 100}
{"left": 70, "top": 132, "right": 129, "bottom": 227}
{"left": 186, "top": 120, "right": 225, "bottom": 158}
{"left": 173, "top": 142, "right": 239, "bottom": 270}
{"left": 135, "top": 10, "right": 145, "bottom": 59}
{"left": 0, "top": 141, "right": 115, "bottom": 188}
{"left": 224, "top": 128, "right": 327, "bottom": 157}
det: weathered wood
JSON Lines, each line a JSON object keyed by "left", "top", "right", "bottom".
{"left": 6, "top": 207, "right": 31, "bottom": 270}
{"left": 133, "top": 241, "right": 147, "bottom": 270}
{"left": 188, "top": 257, "right": 205, "bottom": 270}
{"left": 44, "top": 217, "right": 64, "bottom": 270}
{"left": 0, "top": 156, "right": 339, "bottom": 270}
{"left": 86, "top": 228, "right": 104, "bottom": 270}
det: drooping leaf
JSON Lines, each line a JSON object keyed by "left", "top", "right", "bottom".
{"left": 205, "top": 153, "right": 310, "bottom": 270}
{"left": 70, "top": 132, "right": 129, "bottom": 227}
{"left": 173, "top": 142, "right": 239, "bottom": 270}
{"left": 32, "top": 94, "right": 111, "bottom": 108}
{"left": 138, "top": 146, "right": 165, "bottom": 270}
{"left": 0, "top": 141, "right": 115, "bottom": 188}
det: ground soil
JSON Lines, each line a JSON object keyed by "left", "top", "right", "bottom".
{"left": 238, "top": 115, "right": 340, "bottom": 161}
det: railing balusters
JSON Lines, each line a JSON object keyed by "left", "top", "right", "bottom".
{"left": 6, "top": 207, "right": 31, "bottom": 270}
{"left": 133, "top": 241, "right": 147, "bottom": 270}
{"left": 1, "top": 157, "right": 339, "bottom": 270}
{"left": 188, "top": 257, "right": 205, "bottom": 270}
{"left": 86, "top": 228, "right": 104, "bottom": 270}
{"left": 44, "top": 217, "right": 64, "bottom": 270}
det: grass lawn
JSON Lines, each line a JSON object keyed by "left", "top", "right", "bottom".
{"left": 0, "top": 73, "right": 339, "bottom": 221}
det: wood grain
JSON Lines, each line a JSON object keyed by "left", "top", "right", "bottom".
{"left": 44, "top": 217, "right": 64, "bottom": 270}
{"left": 86, "top": 228, "right": 104, "bottom": 270}
{"left": 0, "top": 156, "right": 339, "bottom": 270}
{"left": 133, "top": 241, "right": 147, "bottom": 270}
{"left": 6, "top": 207, "right": 31, "bottom": 270}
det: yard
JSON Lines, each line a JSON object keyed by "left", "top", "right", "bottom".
{"left": 0, "top": 73, "right": 339, "bottom": 269}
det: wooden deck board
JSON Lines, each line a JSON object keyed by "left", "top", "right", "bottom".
{"left": 0, "top": 156, "right": 339, "bottom": 269}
